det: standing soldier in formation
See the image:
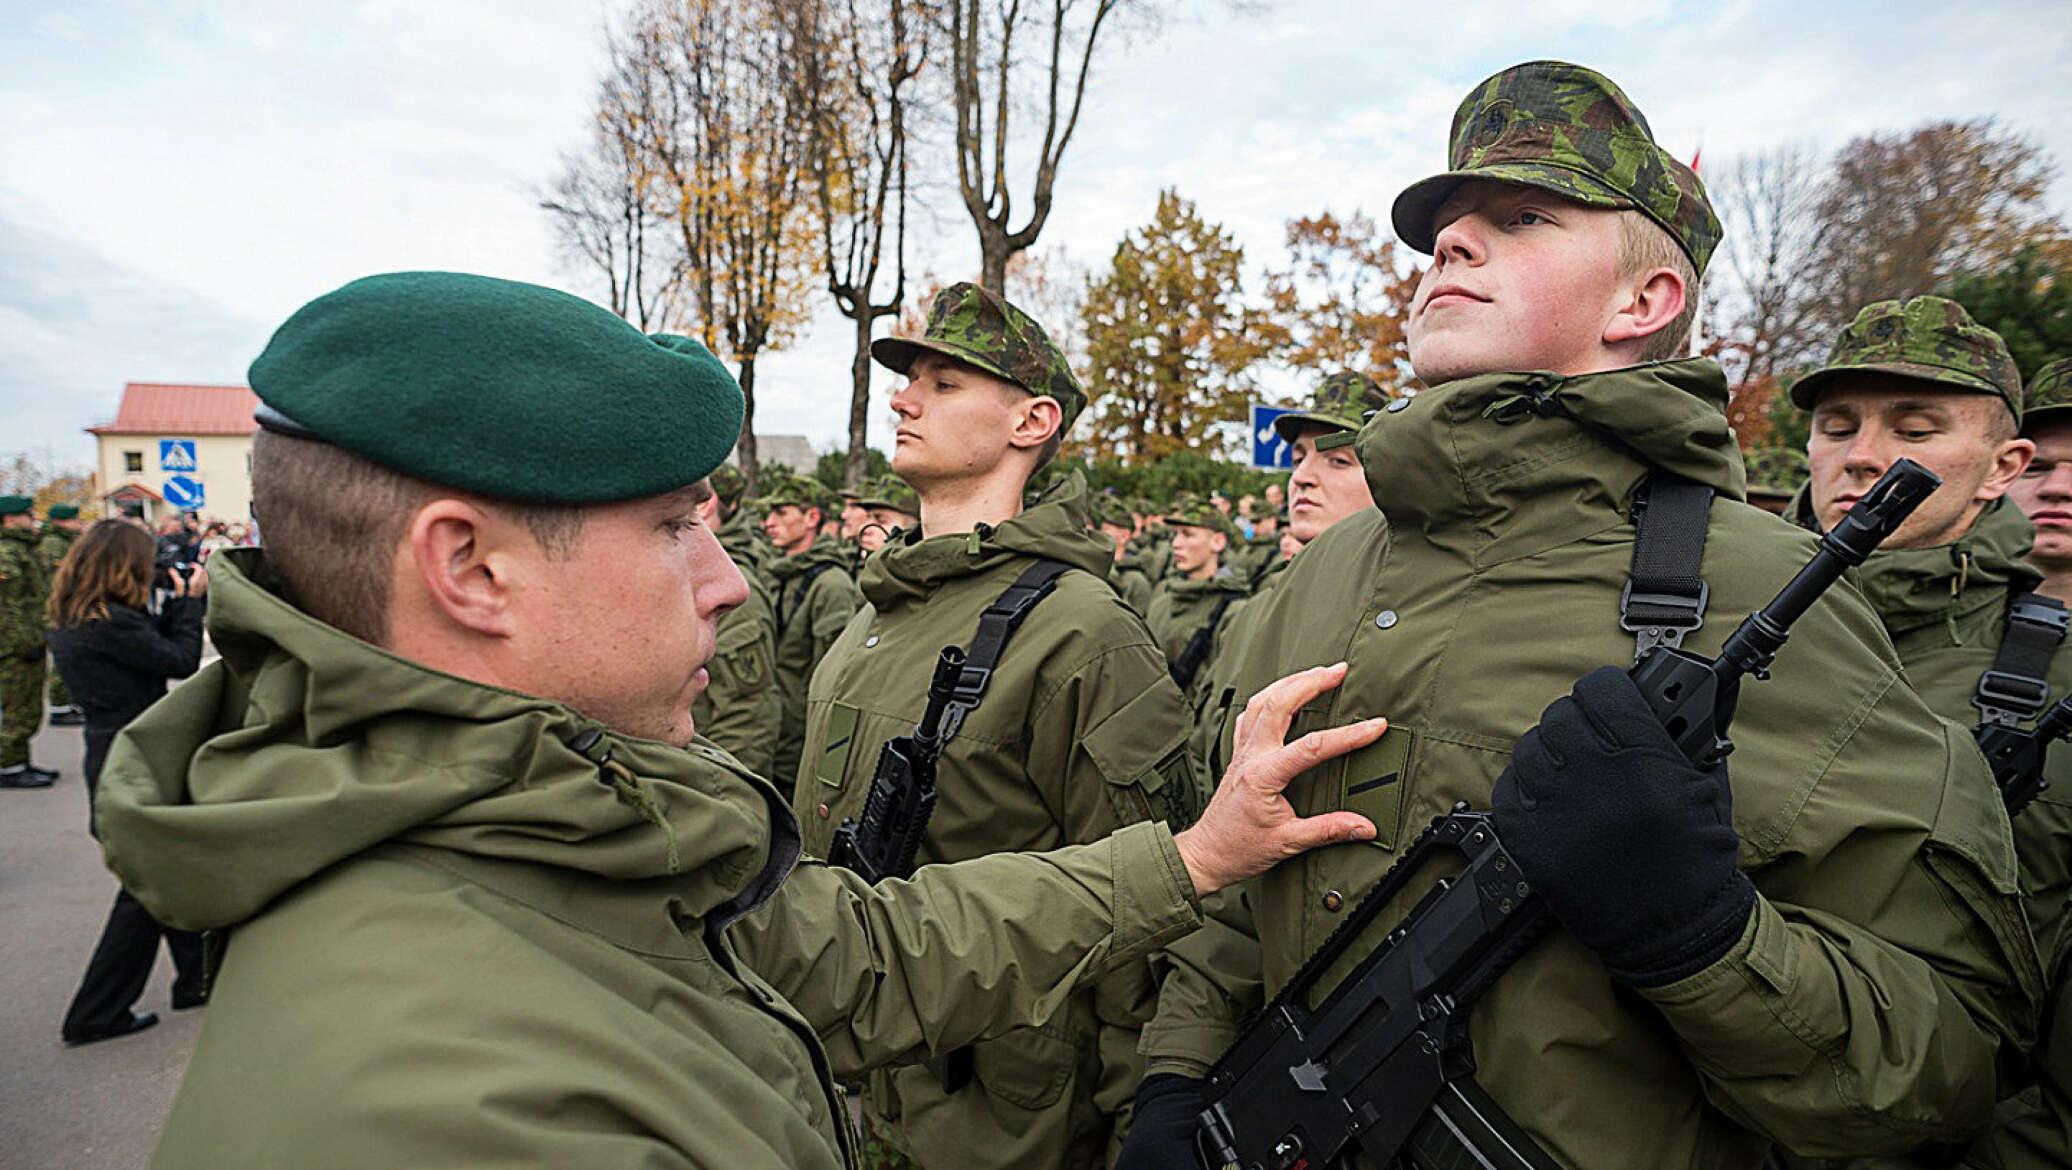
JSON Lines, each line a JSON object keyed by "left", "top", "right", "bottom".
{"left": 1, "top": 496, "right": 58, "bottom": 788}
{"left": 2012, "top": 359, "right": 2072, "bottom": 605}
{"left": 793, "top": 283, "right": 1199, "bottom": 1170}
{"left": 1142, "top": 500, "right": 1248, "bottom": 704}
{"left": 690, "top": 481, "right": 783, "bottom": 778}
{"left": 1125, "top": 60, "right": 2037, "bottom": 1169}
{"left": 710, "top": 463, "right": 774, "bottom": 579}
{"left": 1098, "top": 498, "right": 1155, "bottom": 614}
{"left": 761, "top": 470, "right": 863, "bottom": 785}
{"left": 1128, "top": 505, "right": 1171, "bottom": 583}
{"left": 853, "top": 475, "right": 920, "bottom": 554}
{"left": 38, "top": 503, "right": 86, "bottom": 725}
{"left": 1787, "top": 297, "right": 2062, "bottom": 1170}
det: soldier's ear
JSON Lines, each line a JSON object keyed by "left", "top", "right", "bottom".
{"left": 1009, "top": 395, "right": 1064, "bottom": 451}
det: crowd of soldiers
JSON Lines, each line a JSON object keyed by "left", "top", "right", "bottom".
{"left": 0, "top": 499, "right": 86, "bottom": 787}
{"left": 22, "top": 55, "right": 2072, "bottom": 1170}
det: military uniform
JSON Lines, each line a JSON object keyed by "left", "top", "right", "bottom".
{"left": 1139, "top": 64, "right": 2037, "bottom": 1170}
{"left": 688, "top": 466, "right": 783, "bottom": 776}
{"left": 1097, "top": 498, "right": 1155, "bottom": 615}
{"left": 763, "top": 472, "right": 864, "bottom": 785}
{"left": 798, "top": 284, "right": 1198, "bottom": 1170}
{"left": 1142, "top": 501, "right": 1248, "bottom": 706}
{"left": 37, "top": 506, "right": 81, "bottom": 718}
{"left": 93, "top": 271, "right": 1211, "bottom": 1170}
{"left": 0, "top": 496, "right": 55, "bottom": 783}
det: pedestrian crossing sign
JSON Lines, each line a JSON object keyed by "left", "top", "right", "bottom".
{"left": 160, "top": 439, "right": 198, "bottom": 472}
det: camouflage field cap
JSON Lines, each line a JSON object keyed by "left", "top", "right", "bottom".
{"left": 1742, "top": 447, "right": 1809, "bottom": 499}
{"left": 872, "top": 283, "right": 1087, "bottom": 434}
{"left": 708, "top": 463, "right": 747, "bottom": 508}
{"left": 2022, "top": 358, "right": 2072, "bottom": 432}
{"left": 1165, "top": 497, "right": 1237, "bottom": 541}
{"left": 1789, "top": 296, "right": 2023, "bottom": 420}
{"left": 856, "top": 474, "right": 919, "bottom": 518}
{"left": 760, "top": 471, "right": 828, "bottom": 513}
{"left": 1094, "top": 495, "right": 1134, "bottom": 530}
{"left": 1391, "top": 60, "right": 1721, "bottom": 274}
{"left": 1273, "top": 371, "right": 1390, "bottom": 450}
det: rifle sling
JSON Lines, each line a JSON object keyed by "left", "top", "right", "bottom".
{"left": 1621, "top": 472, "right": 1715, "bottom": 660}
{"left": 1974, "top": 590, "right": 2069, "bottom": 728}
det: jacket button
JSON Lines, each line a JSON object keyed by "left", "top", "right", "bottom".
{"left": 1321, "top": 890, "right": 1345, "bottom": 912}
{"left": 816, "top": 803, "right": 830, "bottom": 820}
{"left": 1386, "top": 397, "right": 1411, "bottom": 413}
{"left": 1374, "top": 609, "right": 1398, "bottom": 629}
{"left": 864, "top": 635, "right": 880, "bottom": 648}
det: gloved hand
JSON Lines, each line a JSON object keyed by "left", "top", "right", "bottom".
{"left": 1491, "top": 666, "right": 1757, "bottom": 988}
{"left": 1116, "top": 1074, "right": 1208, "bottom": 1170}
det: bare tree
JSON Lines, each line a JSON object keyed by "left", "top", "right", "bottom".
{"left": 800, "top": 0, "right": 927, "bottom": 489}
{"left": 943, "top": 0, "right": 1141, "bottom": 293}
{"left": 1709, "top": 143, "right": 1829, "bottom": 389}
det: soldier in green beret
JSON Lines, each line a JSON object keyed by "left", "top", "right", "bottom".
{"left": 38, "top": 504, "right": 87, "bottom": 724}
{"left": 90, "top": 270, "right": 1382, "bottom": 1170}
{"left": 759, "top": 470, "right": 864, "bottom": 784}
{"left": 1142, "top": 500, "right": 1248, "bottom": 707}
{"left": 1985, "top": 353, "right": 2072, "bottom": 1170}
{"left": 1124, "top": 62, "right": 2035, "bottom": 1169}
{"left": 0, "top": 495, "right": 58, "bottom": 786}
{"left": 796, "top": 282, "right": 1202, "bottom": 1170}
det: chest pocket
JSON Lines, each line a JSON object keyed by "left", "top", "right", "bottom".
{"left": 814, "top": 702, "right": 862, "bottom": 790}
{"left": 710, "top": 616, "right": 773, "bottom": 694}
{"left": 1082, "top": 678, "right": 1199, "bottom": 829}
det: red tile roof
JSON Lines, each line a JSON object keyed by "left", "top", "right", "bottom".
{"left": 88, "top": 383, "right": 259, "bottom": 436}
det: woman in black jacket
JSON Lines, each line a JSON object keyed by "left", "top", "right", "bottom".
{"left": 47, "top": 519, "right": 209, "bottom": 1044}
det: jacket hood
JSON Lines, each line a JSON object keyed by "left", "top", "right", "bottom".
{"left": 96, "top": 548, "right": 799, "bottom": 934}
{"left": 1791, "top": 493, "right": 2041, "bottom": 640}
{"left": 767, "top": 532, "right": 855, "bottom": 581}
{"left": 1163, "top": 572, "right": 1252, "bottom": 601}
{"left": 1358, "top": 359, "right": 1747, "bottom": 565}
{"left": 857, "top": 471, "right": 1114, "bottom": 608}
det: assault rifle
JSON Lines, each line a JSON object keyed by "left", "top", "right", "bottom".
{"left": 825, "top": 647, "right": 965, "bottom": 885}
{"left": 1976, "top": 693, "right": 2072, "bottom": 817}
{"left": 1195, "top": 459, "right": 1942, "bottom": 1170}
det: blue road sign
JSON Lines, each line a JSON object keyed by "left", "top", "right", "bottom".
{"left": 160, "top": 439, "right": 198, "bottom": 472}
{"left": 1249, "top": 404, "right": 1299, "bottom": 470}
{"left": 163, "top": 475, "right": 206, "bottom": 511}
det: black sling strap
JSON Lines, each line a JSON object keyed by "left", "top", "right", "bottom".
{"left": 1172, "top": 592, "right": 1241, "bottom": 691}
{"left": 935, "top": 558, "right": 1076, "bottom": 744}
{"left": 777, "top": 560, "right": 839, "bottom": 629}
{"left": 1975, "top": 591, "right": 2070, "bottom": 728}
{"left": 1621, "top": 473, "right": 1716, "bottom": 660}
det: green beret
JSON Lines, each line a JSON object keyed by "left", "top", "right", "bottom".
{"left": 872, "top": 283, "right": 1087, "bottom": 435}
{"left": 1165, "top": 498, "right": 1238, "bottom": 541}
{"left": 0, "top": 495, "right": 32, "bottom": 517}
{"left": 760, "top": 471, "right": 828, "bottom": 513}
{"left": 1274, "top": 371, "right": 1389, "bottom": 450}
{"left": 1393, "top": 60, "right": 1720, "bottom": 275}
{"left": 46, "top": 504, "right": 80, "bottom": 520}
{"left": 1790, "top": 296, "right": 2022, "bottom": 420}
{"left": 2022, "top": 358, "right": 2072, "bottom": 433}
{"left": 249, "top": 272, "right": 744, "bottom": 503}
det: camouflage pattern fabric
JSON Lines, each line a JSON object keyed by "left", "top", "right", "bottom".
{"left": 1392, "top": 59, "right": 1721, "bottom": 274}
{"left": 709, "top": 463, "right": 747, "bottom": 509}
{"left": 35, "top": 526, "right": 76, "bottom": 707}
{"left": 0, "top": 655, "right": 45, "bottom": 766}
{"left": 2023, "top": 357, "right": 2072, "bottom": 432}
{"left": 1164, "top": 499, "right": 1238, "bottom": 541}
{"left": 761, "top": 470, "right": 828, "bottom": 513}
{"left": 1743, "top": 447, "right": 1809, "bottom": 498}
{"left": 1790, "top": 295, "right": 2023, "bottom": 417}
{"left": 855, "top": 475, "right": 919, "bottom": 519}
{"left": 870, "top": 283, "right": 1087, "bottom": 433}
{"left": 1094, "top": 495, "right": 1134, "bottom": 531}
{"left": 1273, "top": 370, "right": 1391, "bottom": 451}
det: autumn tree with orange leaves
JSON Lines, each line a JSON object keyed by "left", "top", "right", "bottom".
{"left": 1259, "top": 208, "right": 1419, "bottom": 399}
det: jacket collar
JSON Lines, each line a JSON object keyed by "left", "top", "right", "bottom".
{"left": 858, "top": 471, "right": 1112, "bottom": 609}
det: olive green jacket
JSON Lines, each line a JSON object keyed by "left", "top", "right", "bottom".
{"left": 1143, "top": 572, "right": 1250, "bottom": 705}
{"left": 95, "top": 550, "right": 1203, "bottom": 1170}
{"left": 1187, "top": 557, "right": 1295, "bottom": 802}
{"left": 692, "top": 568, "right": 781, "bottom": 778}
{"left": 1142, "top": 360, "right": 2040, "bottom": 1169}
{"left": 1797, "top": 496, "right": 2072, "bottom": 1170}
{"left": 1111, "top": 552, "right": 1155, "bottom": 616}
{"left": 720, "top": 506, "right": 775, "bottom": 583}
{"left": 0, "top": 526, "right": 48, "bottom": 658}
{"left": 794, "top": 475, "right": 1196, "bottom": 1170}
{"left": 769, "top": 537, "right": 863, "bottom": 785}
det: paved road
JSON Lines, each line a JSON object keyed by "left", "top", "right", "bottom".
{"left": 2, "top": 714, "right": 198, "bottom": 1169}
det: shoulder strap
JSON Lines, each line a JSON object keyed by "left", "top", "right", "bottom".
{"left": 1621, "top": 472, "right": 1715, "bottom": 661}
{"left": 1975, "top": 590, "right": 2070, "bottom": 727}
{"left": 1172, "top": 592, "right": 1242, "bottom": 691}
{"left": 778, "top": 560, "right": 838, "bottom": 628}
{"left": 937, "top": 558, "right": 1076, "bottom": 743}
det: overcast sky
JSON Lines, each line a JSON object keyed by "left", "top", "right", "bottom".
{"left": 5, "top": 0, "right": 2069, "bottom": 470}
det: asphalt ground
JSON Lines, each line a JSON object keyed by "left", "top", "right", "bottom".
{"left": 2, "top": 712, "right": 198, "bottom": 1169}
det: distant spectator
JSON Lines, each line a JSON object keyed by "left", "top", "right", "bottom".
{"left": 47, "top": 519, "right": 209, "bottom": 1045}
{"left": 197, "top": 521, "right": 232, "bottom": 560}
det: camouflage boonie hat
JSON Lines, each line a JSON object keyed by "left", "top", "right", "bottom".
{"left": 1165, "top": 498, "right": 1237, "bottom": 541}
{"left": 708, "top": 463, "right": 746, "bottom": 508}
{"left": 1273, "top": 371, "right": 1389, "bottom": 450}
{"left": 1392, "top": 60, "right": 1720, "bottom": 274}
{"left": 1789, "top": 296, "right": 2022, "bottom": 420}
{"left": 871, "top": 283, "right": 1087, "bottom": 433}
{"left": 1742, "top": 447, "right": 1809, "bottom": 499}
{"left": 760, "top": 471, "right": 828, "bottom": 513}
{"left": 856, "top": 474, "right": 919, "bottom": 519}
{"left": 2022, "top": 358, "right": 2072, "bottom": 432}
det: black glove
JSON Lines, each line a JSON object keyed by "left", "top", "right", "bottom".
{"left": 1491, "top": 666, "right": 1756, "bottom": 988}
{"left": 1116, "top": 1074, "right": 1207, "bottom": 1170}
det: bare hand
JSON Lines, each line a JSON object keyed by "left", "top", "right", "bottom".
{"left": 1172, "top": 663, "right": 1385, "bottom": 897}
{"left": 181, "top": 566, "right": 210, "bottom": 598}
